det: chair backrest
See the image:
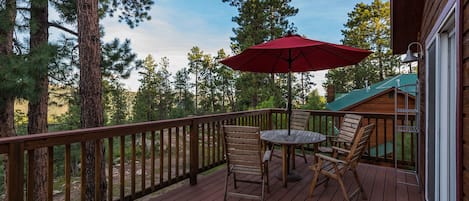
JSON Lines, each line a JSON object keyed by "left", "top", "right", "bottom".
{"left": 337, "top": 114, "right": 362, "bottom": 143}
{"left": 223, "top": 125, "right": 263, "bottom": 174}
{"left": 345, "top": 123, "right": 375, "bottom": 167}
{"left": 290, "top": 110, "right": 310, "bottom": 130}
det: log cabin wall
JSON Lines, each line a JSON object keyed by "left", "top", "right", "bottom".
{"left": 462, "top": 0, "right": 468, "bottom": 199}
{"left": 417, "top": 0, "right": 449, "bottom": 192}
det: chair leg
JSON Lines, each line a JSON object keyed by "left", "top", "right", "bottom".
{"left": 224, "top": 172, "right": 229, "bottom": 201}
{"left": 324, "top": 177, "right": 330, "bottom": 187}
{"left": 261, "top": 176, "right": 265, "bottom": 201}
{"left": 337, "top": 176, "right": 350, "bottom": 201}
{"left": 352, "top": 169, "right": 367, "bottom": 200}
{"left": 265, "top": 165, "right": 270, "bottom": 193}
{"left": 301, "top": 145, "right": 307, "bottom": 163}
{"left": 309, "top": 166, "right": 321, "bottom": 197}
{"left": 269, "top": 144, "right": 275, "bottom": 161}
{"left": 233, "top": 173, "right": 237, "bottom": 189}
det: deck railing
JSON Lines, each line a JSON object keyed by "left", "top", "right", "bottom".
{"left": 0, "top": 109, "right": 416, "bottom": 200}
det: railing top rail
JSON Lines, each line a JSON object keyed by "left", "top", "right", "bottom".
{"left": 0, "top": 108, "right": 415, "bottom": 152}
{"left": 0, "top": 109, "right": 272, "bottom": 150}
{"left": 269, "top": 108, "right": 414, "bottom": 119}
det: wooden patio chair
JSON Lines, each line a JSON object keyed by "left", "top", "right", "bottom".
{"left": 270, "top": 110, "right": 310, "bottom": 163}
{"left": 318, "top": 114, "right": 362, "bottom": 154}
{"left": 309, "top": 123, "right": 375, "bottom": 201}
{"left": 223, "top": 125, "right": 271, "bottom": 201}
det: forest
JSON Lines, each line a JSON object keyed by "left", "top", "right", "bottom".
{"left": 0, "top": 0, "right": 398, "bottom": 200}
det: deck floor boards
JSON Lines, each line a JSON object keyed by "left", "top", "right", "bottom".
{"left": 145, "top": 156, "right": 423, "bottom": 201}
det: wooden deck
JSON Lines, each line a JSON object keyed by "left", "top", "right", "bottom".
{"left": 144, "top": 155, "right": 423, "bottom": 201}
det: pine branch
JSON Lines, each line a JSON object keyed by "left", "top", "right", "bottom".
{"left": 48, "top": 22, "right": 78, "bottom": 36}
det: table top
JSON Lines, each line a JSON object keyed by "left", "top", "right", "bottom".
{"left": 260, "top": 129, "right": 326, "bottom": 145}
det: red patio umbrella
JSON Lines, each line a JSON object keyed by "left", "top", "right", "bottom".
{"left": 220, "top": 34, "right": 371, "bottom": 135}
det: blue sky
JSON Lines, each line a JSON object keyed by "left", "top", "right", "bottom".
{"left": 100, "top": 0, "right": 374, "bottom": 94}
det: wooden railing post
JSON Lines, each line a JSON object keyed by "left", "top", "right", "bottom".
{"left": 8, "top": 142, "right": 24, "bottom": 201}
{"left": 189, "top": 120, "right": 199, "bottom": 185}
{"left": 268, "top": 109, "right": 273, "bottom": 130}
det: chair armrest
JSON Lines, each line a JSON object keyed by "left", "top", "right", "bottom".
{"left": 263, "top": 150, "right": 272, "bottom": 162}
{"left": 314, "top": 153, "right": 345, "bottom": 164}
{"left": 332, "top": 146, "right": 350, "bottom": 154}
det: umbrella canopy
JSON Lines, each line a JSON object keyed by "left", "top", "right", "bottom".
{"left": 220, "top": 34, "right": 372, "bottom": 73}
{"left": 220, "top": 34, "right": 372, "bottom": 135}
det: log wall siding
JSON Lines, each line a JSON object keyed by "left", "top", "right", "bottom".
{"left": 417, "top": 0, "right": 449, "bottom": 193}
{"left": 462, "top": 0, "right": 469, "bottom": 199}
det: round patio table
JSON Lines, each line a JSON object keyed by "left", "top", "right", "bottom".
{"left": 261, "top": 129, "right": 326, "bottom": 187}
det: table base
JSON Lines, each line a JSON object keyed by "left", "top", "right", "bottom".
{"left": 275, "top": 171, "right": 302, "bottom": 182}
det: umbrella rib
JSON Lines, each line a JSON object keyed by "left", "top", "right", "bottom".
{"left": 271, "top": 50, "right": 287, "bottom": 73}
{"left": 315, "top": 45, "right": 365, "bottom": 65}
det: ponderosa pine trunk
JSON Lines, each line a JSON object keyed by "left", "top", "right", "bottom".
{"left": 0, "top": 0, "right": 16, "bottom": 200}
{"left": 28, "top": 0, "right": 49, "bottom": 199}
{"left": 77, "top": 0, "right": 106, "bottom": 200}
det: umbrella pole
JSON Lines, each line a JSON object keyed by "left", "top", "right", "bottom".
{"left": 287, "top": 49, "right": 292, "bottom": 136}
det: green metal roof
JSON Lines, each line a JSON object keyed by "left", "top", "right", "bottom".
{"left": 326, "top": 74, "right": 417, "bottom": 111}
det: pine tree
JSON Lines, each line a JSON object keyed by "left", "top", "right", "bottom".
{"left": 133, "top": 54, "right": 159, "bottom": 122}
{"left": 187, "top": 47, "right": 204, "bottom": 114}
{"left": 223, "top": 0, "right": 298, "bottom": 110}
{"left": 77, "top": 0, "right": 107, "bottom": 199}
{"left": 325, "top": 0, "right": 400, "bottom": 93}
{"left": 173, "top": 68, "right": 194, "bottom": 117}
{"left": 0, "top": 1, "right": 17, "bottom": 199}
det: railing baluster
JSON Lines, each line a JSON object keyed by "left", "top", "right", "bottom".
{"left": 168, "top": 128, "right": 172, "bottom": 182}
{"left": 80, "top": 142, "right": 85, "bottom": 201}
{"left": 27, "top": 150, "right": 34, "bottom": 201}
{"left": 94, "top": 140, "right": 101, "bottom": 201}
{"left": 207, "top": 123, "right": 211, "bottom": 165}
{"left": 375, "top": 118, "right": 379, "bottom": 160}
{"left": 159, "top": 129, "right": 164, "bottom": 184}
{"left": 151, "top": 131, "right": 155, "bottom": 189}
{"left": 401, "top": 119, "right": 405, "bottom": 162}
{"left": 217, "top": 122, "right": 221, "bottom": 162}
{"left": 120, "top": 136, "right": 125, "bottom": 200}
{"left": 201, "top": 124, "right": 205, "bottom": 168}
{"left": 176, "top": 127, "right": 180, "bottom": 177}
{"left": 107, "top": 138, "right": 113, "bottom": 201}
{"left": 65, "top": 144, "right": 71, "bottom": 201}
{"left": 141, "top": 132, "right": 146, "bottom": 191}
{"left": 384, "top": 119, "right": 388, "bottom": 161}
{"left": 183, "top": 126, "right": 187, "bottom": 175}
{"left": 131, "top": 134, "right": 136, "bottom": 198}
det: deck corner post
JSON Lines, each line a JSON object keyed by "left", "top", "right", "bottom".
{"left": 8, "top": 142, "right": 24, "bottom": 201}
{"left": 189, "top": 120, "right": 199, "bottom": 185}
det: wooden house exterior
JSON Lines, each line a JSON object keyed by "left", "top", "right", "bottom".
{"left": 326, "top": 74, "right": 417, "bottom": 151}
{"left": 391, "top": 0, "right": 466, "bottom": 200}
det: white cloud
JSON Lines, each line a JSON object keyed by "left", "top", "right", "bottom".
{"left": 100, "top": 1, "right": 370, "bottom": 95}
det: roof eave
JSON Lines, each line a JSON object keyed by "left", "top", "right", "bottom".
{"left": 340, "top": 88, "right": 415, "bottom": 111}
{"left": 391, "top": 0, "right": 425, "bottom": 54}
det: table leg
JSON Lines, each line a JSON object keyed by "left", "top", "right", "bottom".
{"left": 291, "top": 146, "right": 296, "bottom": 170}
{"left": 314, "top": 143, "right": 319, "bottom": 163}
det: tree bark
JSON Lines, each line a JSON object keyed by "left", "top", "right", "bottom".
{"left": 77, "top": 0, "right": 106, "bottom": 200}
{"left": 28, "top": 0, "right": 49, "bottom": 200}
{"left": 0, "top": 0, "right": 17, "bottom": 200}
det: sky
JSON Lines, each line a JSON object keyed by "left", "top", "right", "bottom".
{"left": 99, "top": 0, "right": 374, "bottom": 95}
